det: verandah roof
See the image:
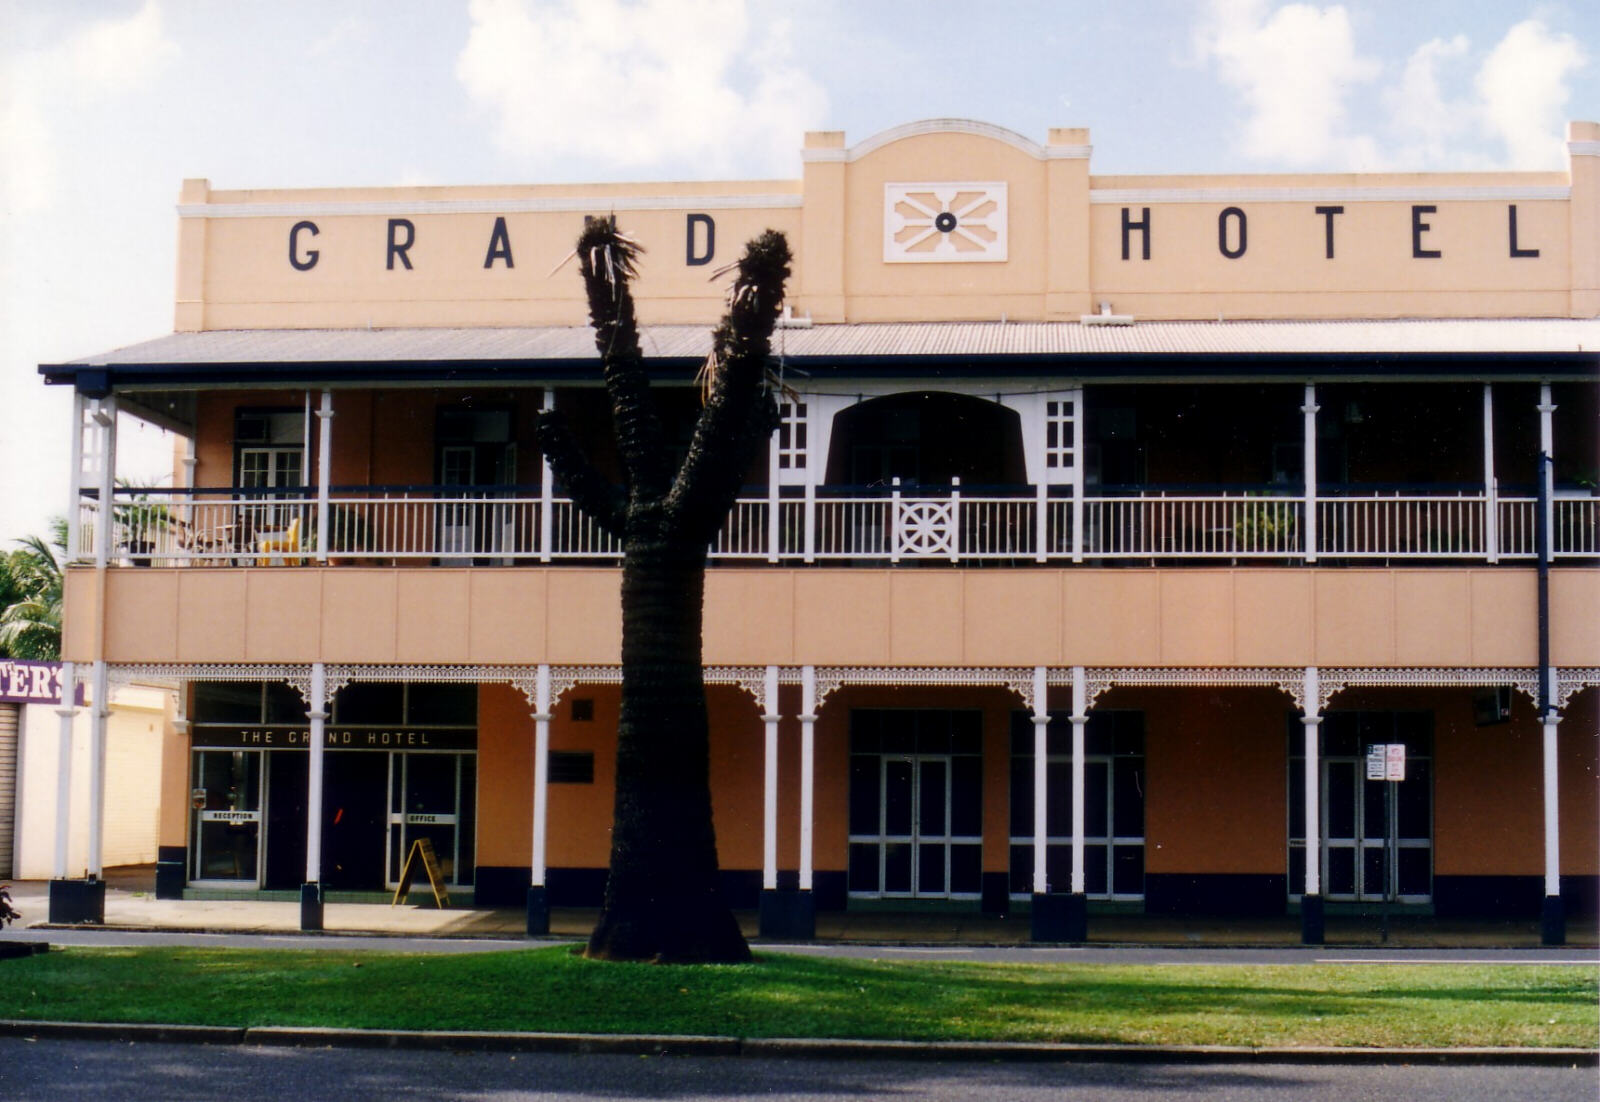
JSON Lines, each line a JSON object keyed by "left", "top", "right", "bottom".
{"left": 41, "top": 317, "right": 1600, "bottom": 392}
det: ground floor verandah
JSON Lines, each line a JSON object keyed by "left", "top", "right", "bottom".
{"left": 13, "top": 869, "right": 1598, "bottom": 949}
{"left": 40, "top": 663, "right": 1600, "bottom": 945}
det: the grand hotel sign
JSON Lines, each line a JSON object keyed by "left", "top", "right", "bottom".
{"left": 278, "top": 184, "right": 1546, "bottom": 273}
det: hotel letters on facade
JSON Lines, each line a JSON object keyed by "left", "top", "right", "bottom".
{"left": 39, "top": 120, "right": 1600, "bottom": 942}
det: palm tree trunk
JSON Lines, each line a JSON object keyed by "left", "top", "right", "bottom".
{"left": 585, "top": 518, "right": 750, "bottom": 962}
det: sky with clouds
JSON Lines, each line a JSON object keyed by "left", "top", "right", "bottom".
{"left": 1, "top": 0, "right": 1594, "bottom": 541}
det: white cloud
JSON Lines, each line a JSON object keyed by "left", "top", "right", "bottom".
{"left": 0, "top": 1, "right": 179, "bottom": 213}
{"left": 0, "top": 2, "right": 180, "bottom": 542}
{"left": 455, "top": 0, "right": 828, "bottom": 176}
{"left": 61, "top": 0, "right": 180, "bottom": 93}
{"left": 1476, "top": 19, "right": 1585, "bottom": 169}
{"left": 1387, "top": 35, "right": 1469, "bottom": 149}
{"left": 1195, "top": 0, "right": 1381, "bottom": 168}
{"left": 310, "top": 15, "right": 371, "bottom": 57}
{"left": 1196, "top": 4, "right": 1588, "bottom": 171}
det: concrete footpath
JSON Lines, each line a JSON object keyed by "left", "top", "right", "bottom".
{"left": 8, "top": 870, "right": 1599, "bottom": 948}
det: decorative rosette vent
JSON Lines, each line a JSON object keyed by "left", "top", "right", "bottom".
{"left": 883, "top": 182, "right": 1008, "bottom": 263}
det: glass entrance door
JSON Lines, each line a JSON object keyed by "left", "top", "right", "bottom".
{"left": 848, "top": 710, "right": 982, "bottom": 900}
{"left": 1290, "top": 711, "right": 1432, "bottom": 904}
{"left": 386, "top": 753, "right": 476, "bottom": 887}
{"left": 191, "top": 750, "right": 263, "bottom": 885}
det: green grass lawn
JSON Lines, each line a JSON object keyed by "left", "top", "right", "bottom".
{"left": 3, "top": 945, "right": 1595, "bottom": 1048}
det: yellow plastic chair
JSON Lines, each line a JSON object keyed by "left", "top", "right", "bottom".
{"left": 256, "top": 516, "right": 303, "bottom": 566}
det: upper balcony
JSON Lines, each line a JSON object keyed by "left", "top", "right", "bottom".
{"left": 64, "top": 371, "right": 1599, "bottom": 571}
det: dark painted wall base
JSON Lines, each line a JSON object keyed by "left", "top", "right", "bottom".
{"left": 1541, "top": 895, "right": 1565, "bottom": 946}
{"left": 1031, "top": 892, "right": 1087, "bottom": 942}
{"left": 812, "top": 871, "right": 847, "bottom": 912}
{"left": 48, "top": 879, "right": 104, "bottom": 925}
{"left": 1145, "top": 873, "right": 1287, "bottom": 917}
{"left": 547, "top": 868, "right": 608, "bottom": 907}
{"left": 155, "top": 846, "right": 186, "bottom": 900}
{"left": 300, "top": 883, "right": 323, "bottom": 931}
{"left": 526, "top": 886, "right": 550, "bottom": 936}
{"left": 1435, "top": 875, "right": 1599, "bottom": 919}
{"left": 1301, "top": 893, "right": 1325, "bottom": 944}
{"left": 980, "top": 872, "right": 1010, "bottom": 917}
{"left": 759, "top": 889, "right": 816, "bottom": 939}
{"left": 474, "top": 866, "right": 532, "bottom": 908}
{"left": 719, "top": 870, "right": 762, "bottom": 910}
{"left": 537, "top": 867, "right": 850, "bottom": 913}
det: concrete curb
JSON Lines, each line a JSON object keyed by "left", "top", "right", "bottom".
{"left": 1, "top": 1020, "right": 1593, "bottom": 1065}
{"left": 0, "top": 1020, "right": 245, "bottom": 1046}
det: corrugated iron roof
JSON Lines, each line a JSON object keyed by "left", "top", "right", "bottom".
{"left": 62, "top": 318, "right": 1600, "bottom": 368}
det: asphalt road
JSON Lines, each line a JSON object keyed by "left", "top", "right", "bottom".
{"left": 7, "top": 924, "right": 1599, "bottom": 964}
{"left": 1, "top": 1038, "right": 1595, "bottom": 1101}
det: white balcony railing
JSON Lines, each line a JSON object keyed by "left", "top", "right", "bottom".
{"left": 77, "top": 485, "right": 1600, "bottom": 568}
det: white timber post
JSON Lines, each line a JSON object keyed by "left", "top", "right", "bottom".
{"left": 1541, "top": 688, "right": 1561, "bottom": 902}
{"left": 52, "top": 661, "right": 77, "bottom": 879}
{"left": 889, "top": 478, "right": 902, "bottom": 565}
{"left": 305, "top": 664, "right": 327, "bottom": 889}
{"left": 539, "top": 388, "right": 555, "bottom": 562}
{"left": 761, "top": 666, "right": 780, "bottom": 892}
{"left": 92, "top": 396, "right": 117, "bottom": 568}
{"left": 66, "top": 393, "right": 85, "bottom": 561}
{"left": 1301, "top": 665, "right": 1324, "bottom": 943}
{"left": 803, "top": 478, "right": 817, "bottom": 564}
{"left": 1070, "top": 666, "right": 1088, "bottom": 896}
{"left": 1030, "top": 665, "right": 1049, "bottom": 896}
{"left": 315, "top": 390, "right": 333, "bottom": 564}
{"left": 1302, "top": 384, "right": 1319, "bottom": 563}
{"left": 1302, "top": 666, "right": 1321, "bottom": 897}
{"left": 1071, "top": 390, "right": 1086, "bottom": 564}
{"left": 86, "top": 660, "right": 109, "bottom": 879}
{"left": 1483, "top": 384, "right": 1498, "bottom": 563}
{"left": 949, "top": 477, "right": 961, "bottom": 564}
{"left": 531, "top": 664, "right": 552, "bottom": 889}
{"left": 799, "top": 665, "right": 816, "bottom": 893}
{"left": 1538, "top": 384, "right": 1556, "bottom": 551}
{"left": 767, "top": 432, "right": 781, "bottom": 564}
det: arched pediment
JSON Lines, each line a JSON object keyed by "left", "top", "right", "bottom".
{"left": 807, "top": 119, "right": 1076, "bottom": 163}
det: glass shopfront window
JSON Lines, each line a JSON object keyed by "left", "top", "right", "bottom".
{"left": 188, "top": 681, "right": 478, "bottom": 892}
{"left": 1008, "top": 711, "right": 1146, "bottom": 900}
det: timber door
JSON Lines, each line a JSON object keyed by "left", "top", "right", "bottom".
{"left": 848, "top": 710, "right": 983, "bottom": 900}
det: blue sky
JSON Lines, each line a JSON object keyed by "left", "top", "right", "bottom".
{"left": 2, "top": 0, "right": 1595, "bottom": 539}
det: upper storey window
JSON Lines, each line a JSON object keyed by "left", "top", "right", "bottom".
{"left": 234, "top": 409, "right": 305, "bottom": 489}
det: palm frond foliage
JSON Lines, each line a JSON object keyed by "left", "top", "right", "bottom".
{"left": 0, "top": 521, "right": 66, "bottom": 660}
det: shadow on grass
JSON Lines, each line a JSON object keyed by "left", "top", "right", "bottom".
{"left": 4, "top": 945, "right": 1595, "bottom": 1047}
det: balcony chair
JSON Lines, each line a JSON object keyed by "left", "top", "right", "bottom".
{"left": 256, "top": 516, "right": 303, "bottom": 566}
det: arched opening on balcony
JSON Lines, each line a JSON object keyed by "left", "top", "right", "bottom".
{"left": 823, "top": 391, "right": 1027, "bottom": 491}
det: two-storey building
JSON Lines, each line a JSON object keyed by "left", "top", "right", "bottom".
{"left": 39, "top": 119, "right": 1600, "bottom": 943}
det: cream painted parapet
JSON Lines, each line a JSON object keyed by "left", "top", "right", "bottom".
{"left": 1045, "top": 127, "right": 1093, "bottom": 320}
{"left": 65, "top": 565, "right": 1600, "bottom": 670}
{"left": 178, "top": 179, "right": 803, "bottom": 330}
{"left": 174, "top": 179, "right": 210, "bottom": 332}
{"left": 799, "top": 130, "right": 847, "bottom": 323}
{"left": 164, "top": 119, "right": 1599, "bottom": 329}
{"left": 1570, "top": 121, "right": 1600, "bottom": 317}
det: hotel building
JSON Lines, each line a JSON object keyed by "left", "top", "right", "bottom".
{"left": 39, "top": 119, "right": 1600, "bottom": 943}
